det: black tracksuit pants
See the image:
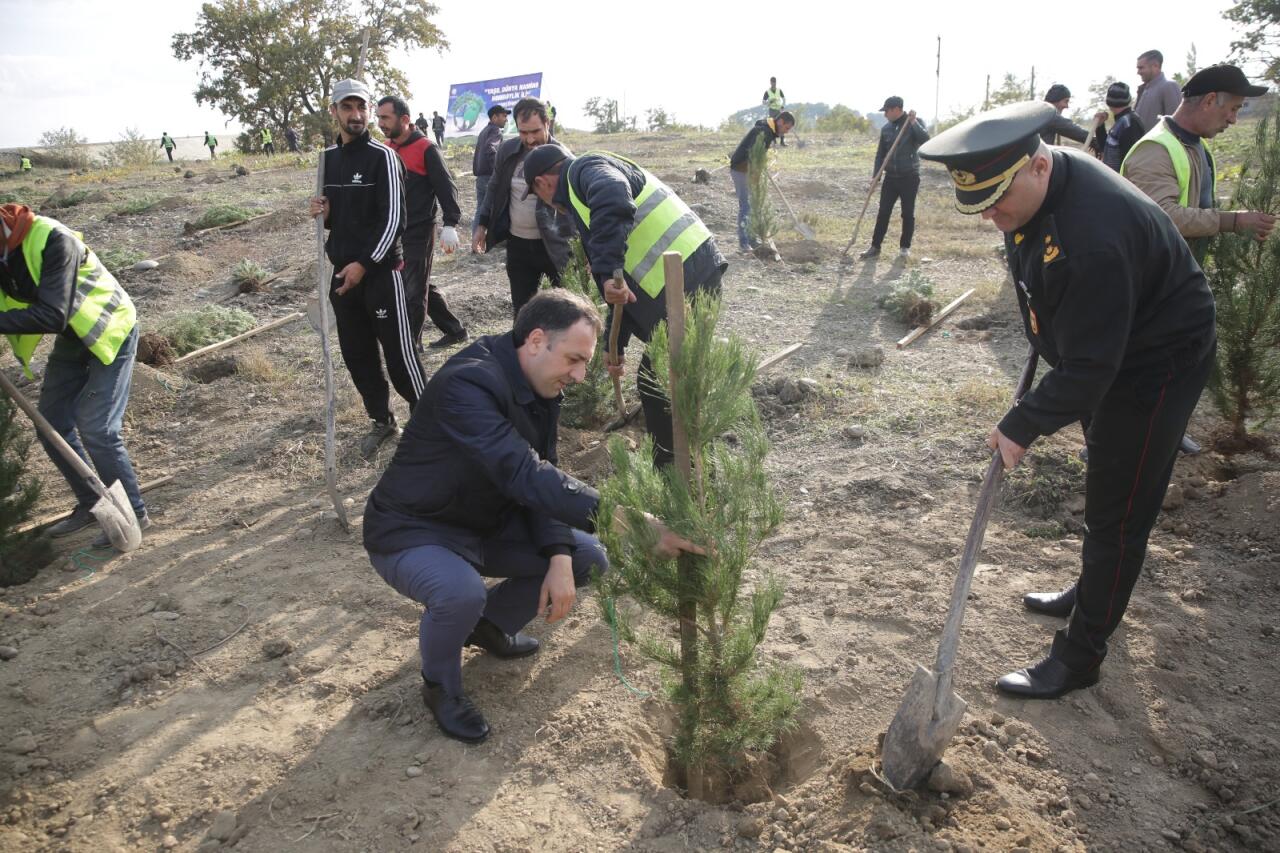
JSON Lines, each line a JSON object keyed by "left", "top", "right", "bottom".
{"left": 871, "top": 173, "right": 920, "bottom": 250}
{"left": 329, "top": 263, "right": 428, "bottom": 423}
{"left": 505, "top": 235, "right": 560, "bottom": 318}
{"left": 402, "top": 230, "right": 465, "bottom": 345}
{"left": 1051, "top": 345, "right": 1214, "bottom": 671}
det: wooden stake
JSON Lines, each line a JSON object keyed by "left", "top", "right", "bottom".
{"left": 315, "top": 150, "right": 349, "bottom": 530}
{"left": 662, "top": 251, "right": 703, "bottom": 799}
{"left": 171, "top": 312, "right": 304, "bottom": 364}
{"left": 895, "top": 288, "right": 974, "bottom": 349}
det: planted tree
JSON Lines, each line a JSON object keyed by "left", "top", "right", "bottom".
{"left": 0, "top": 396, "right": 53, "bottom": 586}
{"left": 746, "top": 135, "right": 779, "bottom": 250}
{"left": 598, "top": 295, "right": 799, "bottom": 799}
{"left": 1206, "top": 114, "right": 1280, "bottom": 445}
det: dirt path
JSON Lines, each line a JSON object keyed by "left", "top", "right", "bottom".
{"left": 1, "top": 135, "right": 1277, "bottom": 853}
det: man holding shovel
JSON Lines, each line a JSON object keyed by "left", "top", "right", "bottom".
{"left": 919, "top": 102, "right": 1215, "bottom": 699}
{"left": 858, "top": 97, "right": 930, "bottom": 260}
{"left": 523, "top": 144, "right": 728, "bottom": 468}
{"left": 729, "top": 111, "right": 795, "bottom": 253}
{"left": 0, "top": 204, "right": 148, "bottom": 548}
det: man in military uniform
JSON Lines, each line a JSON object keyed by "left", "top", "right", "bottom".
{"left": 523, "top": 144, "right": 727, "bottom": 468}
{"left": 919, "top": 102, "right": 1216, "bottom": 699}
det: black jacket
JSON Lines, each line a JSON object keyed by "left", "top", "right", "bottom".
{"left": 320, "top": 131, "right": 404, "bottom": 271}
{"left": 1095, "top": 109, "right": 1147, "bottom": 172}
{"left": 386, "top": 128, "right": 461, "bottom": 252}
{"left": 477, "top": 136, "right": 574, "bottom": 269}
{"left": 552, "top": 153, "right": 727, "bottom": 355}
{"left": 874, "top": 115, "right": 931, "bottom": 177}
{"left": 472, "top": 121, "right": 503, "bottom": 176}
{"left": 1039, "top": 112, "right": 1090, "bottom": 145}
{"left": 432, "top": 115, "right": 446, "bottom": 134}
{"left": 363, "top": 332, "right": 600, "bottom": 561}
{"left": 998, "top": 149, "right": 1215, "bottom": 448}
{"left": 0, "top": 225, "right": 87, "bottom": 345}
{"left": 730, "top": 119, "right": 778, "bottom": 172}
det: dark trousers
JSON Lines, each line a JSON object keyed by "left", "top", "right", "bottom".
{"left": 208, "top": 146, "right": 216, "bottom": 160}
{"left": 264, "top": 142, "right": 274, "bottom": 155}
{"left": 329, "top": 263, "right": 429, "bottom": 423}
{"left": 870, "top": 173, "right": 920, "bottom": 250}
{"left": 368, "top": 517, "right": 608, "bottom": 697}
{"left": 403, "top": 231, "right": 465, "bottom": 344}
{"left": 433, "top": 130, "right": 445, "bottom": 146}
{"left": 1052, "top": 346, "right": 1214, "bottom": 671}
{"left": 164, "top": 149, "right": 173, "bottom": 162}
{"left": 505, "top": 235, "right": 560, "bottom": 318}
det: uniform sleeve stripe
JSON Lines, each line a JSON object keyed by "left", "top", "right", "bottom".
{"left": 371, "top": 142, "right": 403, "bottom": 262}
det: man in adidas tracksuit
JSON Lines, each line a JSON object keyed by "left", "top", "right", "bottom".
{"left": 310, "top": 78, "right": 428, "bottom": 459}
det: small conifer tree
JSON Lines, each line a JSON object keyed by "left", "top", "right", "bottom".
{"left": 746, "top": 135, "right": 779, "bottom": 247}
{"left": 1207, "top": 114, "right": 1280, "bottom": 444}
{"left": 0, "top": 396, "right": 52, "bottom": 585}
{"left": 598, "top": 297, "right": 799, "bottom": 798}
{"left": 539, "top": 238, "right": 614, "bottom": 428}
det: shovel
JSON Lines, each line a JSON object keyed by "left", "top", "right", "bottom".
{"left": 0, "top": 369, "right": 142, "bottom": 552}
{"left": 603, "top": 268, "right": 630, "bottom": 432}
{"left": 767, "top": 173, "right": 817, "bottom": 241}
{"left": 880, "top": 347, "right": 1039, "bottom": 790}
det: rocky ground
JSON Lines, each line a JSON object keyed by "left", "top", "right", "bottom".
{"left": 0, "top": 129, "right": 1277, "bottom": 853}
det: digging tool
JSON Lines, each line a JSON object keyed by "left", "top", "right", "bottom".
{"left": 767, "top": 173, "right": 817, "bottom": 241}
{"left": 314, "top": 123, "right": 349, "bottom": 530}
{"left": 880, "top": 347, "right": 1039, "bottom": 790}
{"left": 0, "top": 370, "right": 142, "bottom": 552}
{"left": 603, "top": 268, "right": 629, "bottom": 431}
{"left": 840, "top": 114, "right": 915, "bottom": 259}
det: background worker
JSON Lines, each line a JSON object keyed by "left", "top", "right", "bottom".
{"left": 471, "top": 98, "right": 573, "bottom": 318}
{"left": 160, "top": 132, "right": 176, "bottom": 162}
{"left": 859, "top": 96, "right": 930, "bottom": 260}
{"left": 309, "top": 78, "right": 427, "bottom": 459}
{"left": 763, "top": 77, "right": 787, "bottom": 146}
{"left": 377, "top": 95, "right": 469, "bottom": 350}
{"left": 1134, "top": 49, "right": 1184, "bottom": 131}
{"left": 203, "top": 131, "right": 217, "bottom": 159}
{"left": 471, "top": 104, "right": 508, "bottom": 214}
{"left": 1039, "top": 84, "right": 1094, "bottom": 145}
{"left": 728, "top": 110, "right": 795, "bottom": 253}
{"left": 431, "top": 111, "right": 446, "bottom": 147}
{"left": 260, "top": 127, "right": 274, "bottom": 155}
{"left": 20, "top": 156, "right": 31, "bottom": 172}
{"left": 0, "top": 203, "right": 148, "bottom": 548}
{"left": 1089, "top": 82, "right": 1146, "bottom": 171}
{"left": 920, "top": 103, "right": 1216, "bottom": 700}
{"left": 524, "top": 144, "right": 728, "bottom": 468}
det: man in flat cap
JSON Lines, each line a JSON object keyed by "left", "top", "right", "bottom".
{"left": 1039, "top": 84, "right": 1094, "bottom": 147}
{"left": 1122, "top": 64, "right": 1275, "bottom": 265}
{"left": 523, "top": 143, "right": 727, "bottom": 468}
{"left": 857, "top": 97, "right": 929, "bottom": 261}
{"left": 920, "top": 102, "right": 1216, "bottom": 699}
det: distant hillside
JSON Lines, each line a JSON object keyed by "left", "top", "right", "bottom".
{"left": 722, "top": 102, "right": 832, "bottom": 130}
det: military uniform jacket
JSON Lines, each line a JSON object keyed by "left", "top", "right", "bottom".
{"left": 998, "top": 149, "right": 1215, "bottom": 448}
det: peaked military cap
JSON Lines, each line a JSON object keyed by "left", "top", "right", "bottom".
{"left": 919, "top": 101, "right": 1056, "bottom": 214}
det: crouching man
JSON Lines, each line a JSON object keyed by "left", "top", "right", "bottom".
{"left": 363, "top": 289, "right": 702, "bottom": 742}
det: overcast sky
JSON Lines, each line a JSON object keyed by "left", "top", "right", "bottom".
{"left": 0, "top": 0, "right": 1251, "bottom": 148}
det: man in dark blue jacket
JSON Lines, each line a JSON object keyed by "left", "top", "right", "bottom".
{"left": 859, "top": 97, "right": 931, "bottom": 260}
{"left": 364, "top": 289, "right": 701, "bottom": 743}
{"left": 524, "top": 145, "right": 727, "bottom": 468}
{"left": 471, "top": 105, "right": 508, "bottom": 212}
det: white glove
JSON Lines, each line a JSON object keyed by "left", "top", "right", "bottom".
{"left": 440, "top": 226, "right": 459, "bottom": 254}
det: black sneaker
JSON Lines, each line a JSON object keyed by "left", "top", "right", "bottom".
{"left": 428, "top": 330, "right": 469, "bottom": 349}
{"left": 858, "top": 246, "right": 881, "bottom": 259}
{"left": 47, "top": 505, "right": 95, "bottom": 538}
{"left": 359, "top": 416, "right": 401, "bottom": 460}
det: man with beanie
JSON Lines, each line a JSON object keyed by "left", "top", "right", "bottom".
{"left": 1039, "top": 84, "right": 1092, "bottom": 145}
{"left": 0, "top": 204, "right": 149, "bottom": 549}
{"left": 1090, "top": 82, "right": 1146, "bottom": 171}
{"left": 1123, "top": 64, "right": 1275, "bottom": 265}
{"left": 524, "top": 144, "right": 728, "bottom": 468}
{"left": 858, "top": 96, "right": 930, "bottom": 260}
{"left": 919, "top": 102, "right": 1216, "bottom": 699}
{"left": 376, "top": 95, "right": 469, "bottom": 350}
{"left": 309, "top": 79, "right": 428, "bottom": 459}
{"left": 728, "top": 110, "right": 795, "bottom": 253}
{"left": 1134, "top": 50, "right": 1184, "bottom": 131}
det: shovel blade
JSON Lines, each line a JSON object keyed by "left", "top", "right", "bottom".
{"left": 90, "top": 480, "right": 142, "bottom": 553}
{"left": 880, "top": 664, "right": 967, "bottom": 791}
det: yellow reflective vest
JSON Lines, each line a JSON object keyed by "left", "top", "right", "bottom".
{"left": 1121, "top": 120, "right": 1215, "bottom": 208}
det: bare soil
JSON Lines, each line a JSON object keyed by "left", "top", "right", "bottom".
{"left": 1, "top": 132, "right": 1277, "bottom": 853}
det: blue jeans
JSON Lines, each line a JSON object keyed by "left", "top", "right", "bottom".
{"left": 475, "top": 175, "right": 490, "bottom": 219}
{"left": 37, "top": 326, "right": 145, "bottom": 516}
{"left": 369, "top": 520, "right": 608, "bottom": 697}
{"left": 731, "top": 168, "right": 751, "bottom": 250}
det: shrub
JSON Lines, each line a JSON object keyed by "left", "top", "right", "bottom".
{"left": 33, "top": 127, "right": 91, "bottom": 169}
{"left": 96, "top": 246, "right": 145, "bottom": 273}
{"left": 190, "top": 205, "right": 255, "bottom": 231}
{"left": 230, "top": 259, "right": 270, "bottom": 293}
{"left": 0, "top": 396, "right": 54, "bottom": 586}
{"left": 159, "top": 305, "right": 257, "bottom": 355}
{"left": 100, "top": 128, "right": 160, "bottom": 169}
{"left": 877, "top": 270, "right": 939, "bottom": 326}
{"left": 746, "top": 134, "right": 778, "bottom": 246}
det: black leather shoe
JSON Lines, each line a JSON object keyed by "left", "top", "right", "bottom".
{"left": 996, "top": 656, "right": 1099, "bottom": 700}
{"left": 422, "top": 680, "right": 490, "bottom": 743}
{"left": 465, "top": 617, "right": 540, "bottom": 659}
{"left": 1023, "top": 586, "right": 1077, "bottom": 618}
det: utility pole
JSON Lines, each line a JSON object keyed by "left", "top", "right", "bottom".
{"left": 1029, "top": 67, "right": 1036, "bottom": 100}
{"left": 934, "top": 36, "right": 941, "bottom": 130}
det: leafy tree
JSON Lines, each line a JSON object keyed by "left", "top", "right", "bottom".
{"left": 989, "top": 72, "right": 1030, "bottom": 107}
{"left": 814, "top": 104, "right": 873, "bottom": 135}
{"left": 34, "top": 127, "right": 91, "bottom": 169}
{"left": 0, "top": 396, "right": 53, "bottom": 586}
{"left": 1173, "top": 44, "right": 1199, "bottom": 86}
{"left": 1225, "top": 1, "right": 1280, "bottom": 81}
{"left": 583, "top": 97, "right": 632, "bottom": 133}
{"left": 1206, "top": 114, "right": 1280, "bottom": 445}
{"left": 598, "top": 297, "right": 798, "bottom": 798}
{"left": 172, "top": 0, "right": 448, "bottom": 147}
{"left": 646, "top": 106, "right": 671, "bottom": 131}
{"left": 101, "top": 128, "right": 160, "bottom": 169}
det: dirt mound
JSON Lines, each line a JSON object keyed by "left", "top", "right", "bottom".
{"left": 777, "top": 239, "right": 830, "bottom": 265}
{"left": 253, "top": 207, "right": 308, "bottom": 231}
{"left": 156, "top": 251, "right": 217, "bottom": 282}
{"left": 137, "top": 332, "right": 176, "bottom": 366}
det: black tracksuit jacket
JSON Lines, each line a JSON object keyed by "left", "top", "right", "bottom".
{"left": 320, "top": 131, "right": 404, "bottom": 271}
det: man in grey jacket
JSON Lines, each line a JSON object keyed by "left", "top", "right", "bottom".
{"left": 859, "top": 96, "right": 930, "bottom": 260}
{"left": 1134, "top": 50, "right": 1183, "bottom": 130}
{"left": 470, "top": 97, "right": 574, "bottom": 317}
{"left": 472, "top": 105, "right": 508, "bottom": 213}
